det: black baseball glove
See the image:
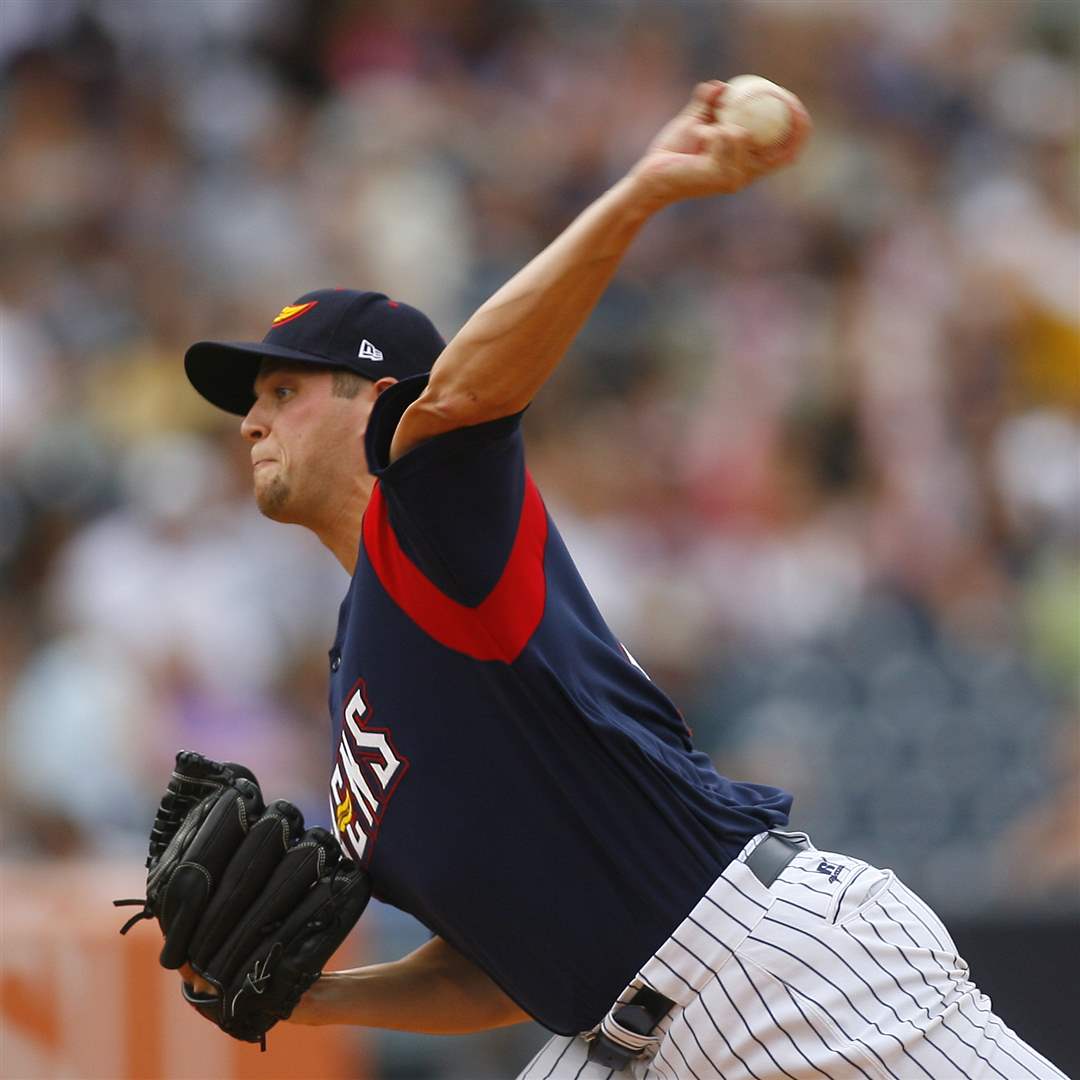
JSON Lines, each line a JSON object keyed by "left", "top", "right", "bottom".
{"left": 115, "top": 751, "right": 370, "bottom": 1049}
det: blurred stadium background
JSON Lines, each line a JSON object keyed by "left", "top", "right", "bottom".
{"left": 1, "top": 0, "right": 1076, "bottom": 1077}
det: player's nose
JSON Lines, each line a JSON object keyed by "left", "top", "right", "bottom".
{"left": 240, "top": 402, "right": 268, "bottom": 442}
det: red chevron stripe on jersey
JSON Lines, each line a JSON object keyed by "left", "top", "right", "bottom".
{"left": 362, "top": 474, "right": 547, "bottom": 663}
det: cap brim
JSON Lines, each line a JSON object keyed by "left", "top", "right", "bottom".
{"left": 184, "top": 340, "right": 353, "bottom": 416}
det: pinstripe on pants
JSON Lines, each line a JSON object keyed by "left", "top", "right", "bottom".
{"left": 517, "top": 832, "right": 1068, "bottom": 1080}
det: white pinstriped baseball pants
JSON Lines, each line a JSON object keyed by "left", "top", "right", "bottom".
{"left": 518, "top": 832, "right": 1067, "bottom": 1080}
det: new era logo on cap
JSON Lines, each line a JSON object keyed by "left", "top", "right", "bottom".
{"left": 358, "top": 339, "right": 384, "bottom": 362}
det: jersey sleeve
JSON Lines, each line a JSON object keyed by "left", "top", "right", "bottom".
{"left": 363, "top": 374, "right": 538, "bottom": 615}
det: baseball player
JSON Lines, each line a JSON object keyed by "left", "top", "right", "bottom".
{"left": 181, "top": 83, "right": 1065, "bottom": 1078}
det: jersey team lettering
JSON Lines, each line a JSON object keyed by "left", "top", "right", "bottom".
{"left": 330, "top": 680, "right": 409, "bottom": 865}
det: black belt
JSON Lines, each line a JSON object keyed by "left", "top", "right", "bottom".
{"left": 587, "top": 832, "right": 808, "bottom": 1070}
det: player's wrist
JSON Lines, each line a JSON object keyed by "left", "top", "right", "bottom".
{"left": 617, "top": 168, "right": 678, "bottom": 216}
{"left": 286, "top": 972, "right": 338, "bottom": 1025}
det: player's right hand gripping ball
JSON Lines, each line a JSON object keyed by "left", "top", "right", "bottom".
{"left": 715, "top": 74, "right": 810, "bottom": 167}
{"left": 115, "top": 751, "right": 371, "bottom": 1048}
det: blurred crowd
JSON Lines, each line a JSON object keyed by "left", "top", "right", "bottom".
{"left": 2, "top": 0, "right": 1077, "bottom": 928}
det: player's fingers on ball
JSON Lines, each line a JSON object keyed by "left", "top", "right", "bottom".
{"left": 745, "top": 140, "right": 783, "bottom": 171}
{"left": 687, "top": 81, "right": 721, "bottom": 120}
{"left": 706, "top": 123, "right": 748, "bottom": 166}
{"left": 687, "top": 120, "right": 717, "bottom": 149}
{"left": 763, "top": 92, "right": 811, "bottom": 168}
{"left": 735, "top": 134, "right": 771, "bottom": 184}
{"left": 758, "top": 114, "right": 810, "bottom": 170}
{"left": 698, "top": 80, "right": 725, "bottom": 111}
{"left": 693, "top": 123, "right": 721, "bottom": 165}
{"left": 785, "top": 97, "right": 813, "bottom": 156}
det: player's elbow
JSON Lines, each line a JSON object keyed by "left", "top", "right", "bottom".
{"left": 488, "top": 1001, "right": 532, "bottom": 1031}
{"left": 422, "top": 937, "right": 531, "bottom": 1033}
{"left": 455, "top": 986, "right": 531, "bottom": 1033}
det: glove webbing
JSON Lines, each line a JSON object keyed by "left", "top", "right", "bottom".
{"left": 113, "top": 770, "right": 231, "bottom": 934}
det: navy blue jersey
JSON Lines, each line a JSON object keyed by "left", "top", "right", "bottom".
{"left": 326, "top": 375, "right": 792, "bottom": 1034}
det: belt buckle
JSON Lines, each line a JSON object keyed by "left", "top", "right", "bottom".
{"left": 586, "top": 988, "right": 673, "bottom": 1069}
{"left": 587, "top": 1030, "right": 637, "bottom": 1070}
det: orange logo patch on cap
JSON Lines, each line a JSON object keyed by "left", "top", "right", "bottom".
{"left": 271, "top": 300, "right": 318, "bottom": 327}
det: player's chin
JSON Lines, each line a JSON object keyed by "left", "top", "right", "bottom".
{"left": 253, "top": 475, "right": 294, "bottom": 522}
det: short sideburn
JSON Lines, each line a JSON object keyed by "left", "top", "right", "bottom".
{"left": 331, "top": 369, "right": 366, "bottom": 400}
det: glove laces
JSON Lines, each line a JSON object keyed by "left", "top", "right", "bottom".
{"left": 112, "top": 896, "right": 154, "bottom": 935}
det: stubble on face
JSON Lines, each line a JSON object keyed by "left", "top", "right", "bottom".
{"left": 254, "top": 469, "right": 292, "bottom": 519}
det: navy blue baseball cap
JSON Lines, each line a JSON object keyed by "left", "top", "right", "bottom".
{"left": 184, "top": 289, "right": 445, "bottom": 415}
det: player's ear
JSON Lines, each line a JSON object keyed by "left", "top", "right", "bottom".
{"left": 372, "top": 376, "right": 397, "bottom": 397}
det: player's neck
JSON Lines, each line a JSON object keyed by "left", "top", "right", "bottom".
{"left": 314, "top": 476, "right": 374, "bottom": 575}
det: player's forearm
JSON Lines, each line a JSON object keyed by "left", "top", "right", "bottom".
{"left": 390, "top": 174, "right": 660, "bottom": 459}
{"left": 288, "top": 936, "right": 530, "bottom": 1034}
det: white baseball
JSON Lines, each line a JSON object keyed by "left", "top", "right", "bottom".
{"left": 716, "top": 75, "right": 796, "bottom": 148}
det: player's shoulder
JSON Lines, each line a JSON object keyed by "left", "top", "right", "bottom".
{"left": 366, "top": 375, "right": 524, "bottom": 476}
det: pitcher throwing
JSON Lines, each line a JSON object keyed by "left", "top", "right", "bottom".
{"left": 169, "top": 80, "right": 1064, "bottom": 1079}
